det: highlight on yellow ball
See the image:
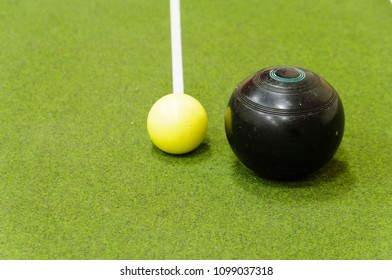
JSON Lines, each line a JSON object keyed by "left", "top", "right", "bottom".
{"left": 147, "top": 93, "right": 208, "bottom": 154}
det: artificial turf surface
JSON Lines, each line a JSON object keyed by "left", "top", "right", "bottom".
{"left": 1, "top": 0, "right": 391, "bottom": 259}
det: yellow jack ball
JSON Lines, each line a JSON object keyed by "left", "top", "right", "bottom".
{"left": 147, "top": 93, "right": 208, "bottom": 154}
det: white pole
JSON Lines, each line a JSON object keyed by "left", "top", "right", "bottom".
{"left": 170, "top": 0, "right": 184, "bottom": 94}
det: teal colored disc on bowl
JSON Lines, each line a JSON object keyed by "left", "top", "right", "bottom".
{"left": 269, "top": 66, "right": 306, "bottom": 83}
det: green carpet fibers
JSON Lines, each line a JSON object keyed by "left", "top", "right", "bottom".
{"left": 0, "top": 0, "right": 391, "bottom": 259}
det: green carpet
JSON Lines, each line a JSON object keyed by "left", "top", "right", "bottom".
{"left": 0, "top": 0, "right": 391, "bottom": 259}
